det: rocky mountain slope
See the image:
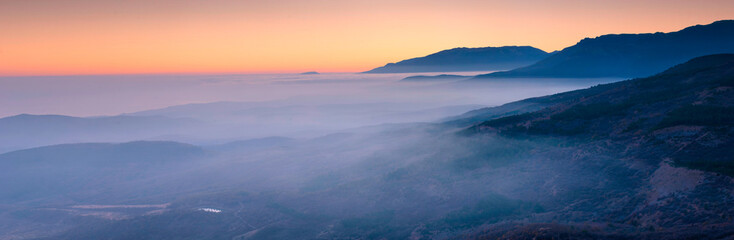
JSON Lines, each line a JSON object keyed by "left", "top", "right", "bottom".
{"left": 456, "top": 54, "right": 734, "bottom": 238}
{"left": 469, "top": 54, "right": 734, "bottom": 175}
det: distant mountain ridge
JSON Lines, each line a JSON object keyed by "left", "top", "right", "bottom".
{"left": 0, "top": 114, "right": 201, "bottom": 153}
{"left": 364, "top": 46, "right": 549, "bottom": 73}
{"left": 476, "top": 20, "right": 734, "bottom": 79}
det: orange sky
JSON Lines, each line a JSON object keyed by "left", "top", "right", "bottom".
{"left": 1, "top": 0, "right": 733, "bottom": 76}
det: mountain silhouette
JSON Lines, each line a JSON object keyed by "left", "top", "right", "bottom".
{"left": 476, "top": 20, "right": 734, "bottom": 79}
{"left": 364, "top": 46, "right": 549, "bottom": 73}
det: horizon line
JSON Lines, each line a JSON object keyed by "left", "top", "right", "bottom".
{"left": 0, "top": 70, "right": 367, "bottom": 78}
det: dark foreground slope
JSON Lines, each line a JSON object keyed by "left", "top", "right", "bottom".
{"left": 469, "top": 54, "right": 734, "bottom": 175}
{"left": 365, "top": 46, "right": 549, "bottom": 73}
{"left": 459, "top": 54, "right": 734, "bottom": 238}
{"left": 476, "top": 20, "right": 734, "bottom": 79}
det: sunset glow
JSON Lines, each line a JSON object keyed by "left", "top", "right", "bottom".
{"left": 2, "top": 0, "right": 733, "bottom": 76}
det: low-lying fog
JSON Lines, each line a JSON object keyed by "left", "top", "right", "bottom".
{"left": 0, "top": 72, "right": 625, "bottom": 239}
{"left": 0, "top": 72, "right": 619, "bottom": 151}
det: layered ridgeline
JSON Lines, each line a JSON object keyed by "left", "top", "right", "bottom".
{"left": 364, "top": 46, "right": 549, "bottom": 73}
{"left": 0, "top": 102, "right": 483, "bottom": 153}
{"left": 476, "top": 20, "right": 734, "bottom": 79}
{"left": 14, "top": 55, "right": 734, "bottom": 240}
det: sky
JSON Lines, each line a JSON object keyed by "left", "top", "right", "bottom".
{"left": 1, "top": 0, "right": 733, "bottom": 76}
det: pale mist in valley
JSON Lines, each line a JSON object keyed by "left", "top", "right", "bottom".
{"left": 3, "top": 1, "right": 734, "bottom": 237}
{"left": 0, "top": 72, "right": 623, "bottom": 239}
{"left": 0, "top": 72, "right": 617, "bottom": 151}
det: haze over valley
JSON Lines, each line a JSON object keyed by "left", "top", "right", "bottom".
{"left": 2, "top": 2, "right": 734, "bottom": 239}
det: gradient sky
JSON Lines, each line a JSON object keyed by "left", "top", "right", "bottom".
{"left": 1, "top": 0, "right": 733, "bottom": 76}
